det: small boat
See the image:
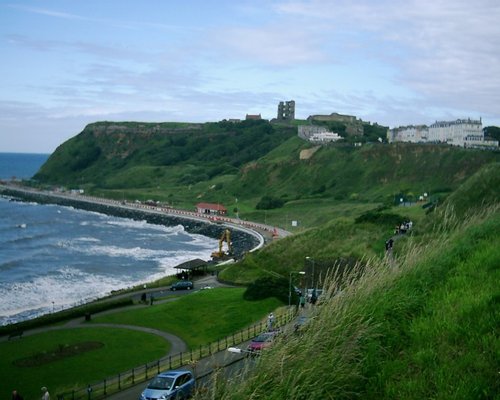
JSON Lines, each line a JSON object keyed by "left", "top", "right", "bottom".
{"left": 17, "top": 223, "right": 27, "bottom": 229}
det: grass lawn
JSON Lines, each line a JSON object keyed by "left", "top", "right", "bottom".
{"left": 1, "top": 327, "right": 169, "bottom": 400}
{"left": 91, "top": 288, "right": 284, "bottom": 347}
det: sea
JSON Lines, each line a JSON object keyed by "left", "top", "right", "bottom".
{"left": 0, "top": 153, "right": 218, "bottom": 326}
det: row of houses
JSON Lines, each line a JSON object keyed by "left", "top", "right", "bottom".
{"left": 388, "top": 118, "right": 498, "bottom": 149}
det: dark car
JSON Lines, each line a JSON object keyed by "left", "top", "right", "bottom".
{"left": 140, "top": 369, "right": 195, "bottom": 400}
{"left": 170, "top": 281, "right": 193, "bottom": 291}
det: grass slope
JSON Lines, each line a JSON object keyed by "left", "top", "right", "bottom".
{"left": 204, "top": 207, "right": 499, "bottom": 400}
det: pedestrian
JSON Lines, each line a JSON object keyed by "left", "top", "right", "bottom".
{"left": 41, "top": 387, "right": 50, "bottom": 400}
{"left": 385, "top": 238, "right": 394, "bottom": 252}
{"left": 12, "top": 390, "right": 23, "bottom": 400}
{"left": 310, "top": 289, "right": 317, "bottom": 305}
{"left": 299, "top": 294, "right": 306, "bottom": 308}
{"left": 267, "top": 312, "right": 275, "bottom": 331}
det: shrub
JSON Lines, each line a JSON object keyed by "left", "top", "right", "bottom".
{"left": 243, "top": 276, "right": 291, "bottom": 304}
{"left": 256, "top": 195, "right": 285, "bottom": 210}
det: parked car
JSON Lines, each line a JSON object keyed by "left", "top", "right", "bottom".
{"left": 247, "top": 331, "right": 278, "bottom": 353}
{"left": 140, "top": 369, "right": 195, "bottom": 400}
{"left": 170, "top": 281, "right": 193, "bottom": 291}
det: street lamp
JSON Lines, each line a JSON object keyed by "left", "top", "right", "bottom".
{"left": 289, "top": 271, "right": 306, "bottom": 306}
{"left": 306, "top": 256, "right": 315, "bottom": 291}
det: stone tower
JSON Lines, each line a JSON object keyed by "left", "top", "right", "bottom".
{"left": 277, "top": 100, "right": 295, "bottom": 120}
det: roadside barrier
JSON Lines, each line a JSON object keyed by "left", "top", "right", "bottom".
{"left": 56, "top": 309, "right": 294, "bottom": 400}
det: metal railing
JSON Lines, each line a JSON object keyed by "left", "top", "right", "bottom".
{"left": 56, "top": 309, "right": 294, "bottom": 400}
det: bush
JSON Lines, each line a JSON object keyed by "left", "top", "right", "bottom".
{"left": 256, "top": 195, "right": 285, "bottom": 210}
{"left": 355, "top": 211, "right": 406, "bottom": 227}
{"left": 243, "top": 276, "right": 291, "bottom": 304}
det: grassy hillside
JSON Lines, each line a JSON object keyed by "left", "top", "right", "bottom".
{"left": 32, "top": 120, "right": 499, "bottom": 233}
{"left": 34, "top": 120, "right": 297, "bottom": 188}
{"left": 202, "top": 163, "right": 500, "bottom": 399}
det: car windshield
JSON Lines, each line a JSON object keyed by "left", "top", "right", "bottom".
{"left": 253, "top": 334, "right": 272, "bottom": 343}
{"left": 148, "top": 376, "right": 174, "bottom": 390}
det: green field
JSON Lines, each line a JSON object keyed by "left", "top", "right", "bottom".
{"left": 0, "top": 328, "right": 169, "bottom": 400}
{"left": 2, "top": 288, "right": 284, "bottom": 400}
{"left": 91, "top": 288, "right": 283, "bottom": 347}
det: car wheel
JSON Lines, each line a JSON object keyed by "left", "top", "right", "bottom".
{"left": 187, "top": 286, "right": 191, "bottom": 290}
{"left": 175, "top": 391, "right": 185, "bottom": 400}
{"left": 172, "top": 287, "right": 176, "bottom": 291}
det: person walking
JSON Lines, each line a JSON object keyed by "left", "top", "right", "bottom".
{"left": 41, "top": 387, "right": 50, "bottom": 400}
{"left": 12, "top": 390, "right": 23, "bottom": 400}
{"left": 267, "top": 312, "right": 275, "bottom": 331}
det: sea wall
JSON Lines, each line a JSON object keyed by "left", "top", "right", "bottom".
{"left": 0, "top": 186, "right": 261, "bottom": 259}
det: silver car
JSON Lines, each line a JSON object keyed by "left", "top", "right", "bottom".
{"left": 140, "top": 369, "right": 195, "bottom": 400}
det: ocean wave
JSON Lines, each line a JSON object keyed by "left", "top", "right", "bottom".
{"left": 0, "top": 266, "right": 136, "bottom": 324}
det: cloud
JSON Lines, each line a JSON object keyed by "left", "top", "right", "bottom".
{"left": 273, "top": 0, "right": 500, "bottom": 118}
{"left": 209, "top": 23, "right": 328, "bottom": 66}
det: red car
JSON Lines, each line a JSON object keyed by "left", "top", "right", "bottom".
{"left": 247, "top": 332, "right": 277, "bottom": 353}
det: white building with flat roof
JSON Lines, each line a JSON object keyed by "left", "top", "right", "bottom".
{"left": 298, "top": 125, "right": 342, "bottom": 143}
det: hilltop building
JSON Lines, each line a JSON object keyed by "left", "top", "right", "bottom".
{"left": 388, "top": 125, "right": 428, "bottom": 143}
{"left": 388, "top": 118, "right": 498, "bottom": 149}
{"left": 245, "top": 114, "right": 262, "bottom": 120}
{"left": 277, "top": 100, "right": 295, "bottom": 120}
{"left": 298, "top": 125, "right": 342, "bottom": 143}
{"left": 307, "top": 112, "right": 364, "bottom": 136}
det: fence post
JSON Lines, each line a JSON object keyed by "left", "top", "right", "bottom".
{"left": 169, "top": 355, "right": 172, "bottom": 370}
{"left": 72, "top": 390, "right": 75, "bottom": 400}
{"left": 180, "top": 352, "right": 183, "bottom": 366}
{"left": 145, "top": 363, "right": 148, "bottom": 380}
{"left": 199, "top": 345, "right": 202, "bottom": 359}
{"left": 157, "top": 360, "right": 160, "bottom": 374}
{"left": 118, "top": 373, "right": 121, "bottom": 390}
{"left": 103, "top": 379, "right": 106, "bottom": 396}
{"left": 132, "top": 368, "right": 135, "bottom": 384}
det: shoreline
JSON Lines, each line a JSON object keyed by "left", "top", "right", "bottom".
{"left": 0, "top": 183, "right": 284, "bottom": 328}
{"left": 0, "top": 183, "right": 274, "bottom": 257}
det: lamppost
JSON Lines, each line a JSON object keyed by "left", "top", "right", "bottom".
{"left": 305, "top": 256, "right": 315, "bottom": 291}
{"left": 289, "top": 271, "right": 306, "bottom": 306}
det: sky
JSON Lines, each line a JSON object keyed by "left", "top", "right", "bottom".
{"left": 1, "top": 0, "right": 499, "bottom": 153}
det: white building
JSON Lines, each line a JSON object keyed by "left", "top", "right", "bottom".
{"left": 428, "top": 118, "right": 483, "bottom": 147}
{"left": 388, "top": 125, "right": 428, "bottom": 143}
{"left": 298, "top": 125, "right": 342, "bottom": 143}
{"left": 388, "top": 118, "right": 497, "bottom": 149}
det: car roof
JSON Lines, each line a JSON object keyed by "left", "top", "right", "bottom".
{"left": 157, "top": 369, "right": 192, "bottom": 378}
